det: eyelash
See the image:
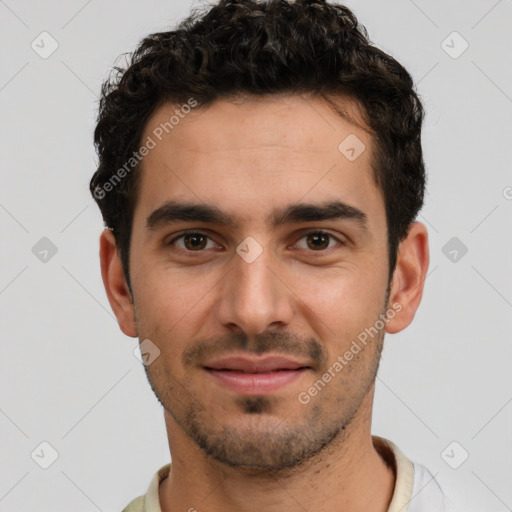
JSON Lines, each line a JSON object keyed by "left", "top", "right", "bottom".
{"left": 166, "top": 230, "right": 344, "bottom": 254}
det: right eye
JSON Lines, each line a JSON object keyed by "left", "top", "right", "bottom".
{"left": 166, "top": 231, "right": 220, "bottom": 253}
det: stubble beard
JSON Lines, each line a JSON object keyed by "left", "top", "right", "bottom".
{"left": 142, "top": 323, "right": 386, "bottom": 473}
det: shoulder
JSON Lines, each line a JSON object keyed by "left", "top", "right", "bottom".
{"left": 122, "top": 495, "right": 145, "bottom": 512}
{"left": 373, "top": 436, "right": 448, "bottom": 512}
{"left": 120, "top": 463, "right": 171, "bottom": 512}
{"left": 408, "top": 461, "right": 447, "bottom": 512}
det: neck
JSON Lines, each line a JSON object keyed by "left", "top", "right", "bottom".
{"left": 160, "top": 389, "right": 396, "bottom": 512}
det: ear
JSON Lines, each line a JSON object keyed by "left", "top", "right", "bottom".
{"left": 385, "top": 222, "right": 429, "bottom": 334}
{"left": 99, "top": 229, "right": 138, "bottom": 337}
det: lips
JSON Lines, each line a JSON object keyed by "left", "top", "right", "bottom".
{"left": 203, "top": 355, "right": 310, "bottom": 373}
{"left": 203, "top": 355, "right": 311, "bottom": 395}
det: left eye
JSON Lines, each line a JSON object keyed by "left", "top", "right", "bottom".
{"left": 295, "top": 231, "right": 341, "bottom": 251}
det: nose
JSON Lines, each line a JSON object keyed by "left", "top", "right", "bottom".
{"left": 215, "top": 244, "right": 295, "bottom": 335}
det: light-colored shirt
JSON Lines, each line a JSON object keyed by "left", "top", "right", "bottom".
{"left": 122, "top": 436, "right": 447, "bottom": 512}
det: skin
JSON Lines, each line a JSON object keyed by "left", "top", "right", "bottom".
{"left": 100, "top": 93, "right": 429, "bottom": 512}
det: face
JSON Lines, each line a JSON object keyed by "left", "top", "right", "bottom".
{"left": 121, "top": 94, "right": 398, "bottom": 470}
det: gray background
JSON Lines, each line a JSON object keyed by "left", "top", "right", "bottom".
{"left": 1, "top": 0, "right": 511, "bottom": 510}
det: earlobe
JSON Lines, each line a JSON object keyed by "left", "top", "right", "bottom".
{"left": 99, "top": 229, "right": 138, "bottom": 338}
{"left": 385, "top": 222, "right": 429, "bottom": 334}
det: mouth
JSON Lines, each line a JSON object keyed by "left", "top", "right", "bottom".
{"left": 203, "top": 355, "right": 311, "bottom": 395}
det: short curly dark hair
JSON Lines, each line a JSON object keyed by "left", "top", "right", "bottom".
{"left": 90, "top": 0, "right": 425, "bottom": 292}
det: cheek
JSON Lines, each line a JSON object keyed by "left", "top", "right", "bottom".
{"left": 132, "top": 269, "right": 218, "bottom": 349}
{"left": 134, "top": 258, "right": 212, "bottom": 311}
{"left": 296, "top": 264, "right": 387, "bottom": 320}
{"left": 293, "top": 266, "right": 388, "bottom": 363}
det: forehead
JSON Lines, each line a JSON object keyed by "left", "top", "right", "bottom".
{"left": 133, "top": 93, "right": 383, "bottom": 229}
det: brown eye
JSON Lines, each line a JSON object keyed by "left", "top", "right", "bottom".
{"left": 183, "top": 233, "right": 208, "bottom": 250}
{"left": 295, "top": 231, "right": 341, "bottom": 252}
{"left": 306, "top": 232, "right": 330, "bottom": 250}
{"left": 168, "top": 231, "right": 216, "bottom": 252}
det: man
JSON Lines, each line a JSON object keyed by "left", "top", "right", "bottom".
{"left": 90, "top": 1, "right": 448, "bottom": 510}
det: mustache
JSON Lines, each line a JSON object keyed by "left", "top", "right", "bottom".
{"left": 182, "top": 331, "right": 327, "bottom": 369}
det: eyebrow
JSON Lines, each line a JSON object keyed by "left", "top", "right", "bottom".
{"left": 145, "top": 200, "right": 368, "bottom": 231}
